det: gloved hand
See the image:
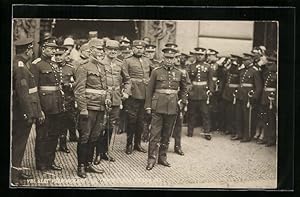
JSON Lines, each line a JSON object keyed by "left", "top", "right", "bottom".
{"left": 177, "top": 99, "right": 185, "bottom": 111}
{"left": 105, "top": 99, "right": 112, "bottom": 110}
{"left": 38, "top": 111, "right": 45, "bottom": 124}
{"left": 122, "top": 92, "right": 129, "bottom": 100}
{"left": 80, "top": 109, "right": 88, "bottom": 119}
{"left": 145, "top": 108, "right": 151, "bottom": 115}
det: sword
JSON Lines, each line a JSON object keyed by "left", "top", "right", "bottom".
{"left": 247, "top": 90, "right": 254, "bottom": 138}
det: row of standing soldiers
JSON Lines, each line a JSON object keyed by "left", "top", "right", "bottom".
{"left": 12, "top": 35, "right": 277, "bottom": 184}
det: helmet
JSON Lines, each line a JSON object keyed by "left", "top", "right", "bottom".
{"left": 63, "top": 37, "right": 75, "bottom": 46}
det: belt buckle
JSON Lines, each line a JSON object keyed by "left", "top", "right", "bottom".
{"left": 166, "top": 89, "right": 171, "bottom": 94}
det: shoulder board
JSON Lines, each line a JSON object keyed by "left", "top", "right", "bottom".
{"left": 32, "top": 58, "right": 41, "bottom": 64}
{"left": 152, "top": 66, "right": 161, "bottom": 72}
{"left": 114, "top": 58, "right": 123, "bottom": 63}
{"left": 252, "top": 66, "right": 259, "bottom": 71}
{"left": 125, "top": 54, "right": 133, "bottom": 59}
{"left": 18, "top": 61, "right": 24, "bottom": 67}
{"left": 66, "top": 63, "right": 74, "bottom": 68}
{"left": 153, "top": 59, "right": 162, "bottom": 63}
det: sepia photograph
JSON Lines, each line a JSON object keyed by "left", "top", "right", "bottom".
{"left": 11, "top": 15, "right": 279, "bottom": 188}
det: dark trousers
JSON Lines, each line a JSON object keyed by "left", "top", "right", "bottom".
{"left": 148, "top": 113, "right": 176, "bottom": 164}
{"left": 119, "top": 108, "right": 128, "bottom": 133}
{"left": 262, "top": 105, "right": 276, "bottom": 144}
{"left": 224, "top": 100, "right": 242, "bottom": 136}
{"left": 210, "top": 95, "right": 226, "bottom": 131}
{"left": 35, "top": 113, "right": 64, "bottom": 168}
{"left": 61, "top": 109, "right": 78, "bottom": 139}
{"left": 173, "top": 111, "right": 183, "bottom": 148}
{"left": 96, "top": 106, "right": 120, "bottom": 154}
{"left": 124, "top": 97, "right": 145, "bottom": 147}
{"left": 238, "top": 100, "right": 257, "bottom": 140}
{"left": 187, "top": 100, "right": 211, "bottom": 134}
{"left": 77, "top": 110, "right": 104, "bottom": 165}
{"left": 12, "top": 119, "right": 32, "bottom": 182}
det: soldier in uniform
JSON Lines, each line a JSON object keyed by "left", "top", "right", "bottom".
{"left": 74, "top": 38, "right": 108, "bottom": 178}
{"left": 31, "top": 37, "right": 65, "bottom": 171}
{"left": 206, "top": 49, "right": 226, "bottom": 132}
{"left": 170, "top": 52, "right": 192, "bottom": 156}
{"left": 259, "top": 55, "right": 277, "bottom": 146}
{"left": 53, "top": 46, "right": 78, "bottom": 153}
{"left": 187, "top": 47, "right": 213, "bottom": 140}
{"left": 78, "top": 43, "right": 90, "bottom": 66}
{"left": 145, "top": 47, "right": 188, "bottom": 170}
{"left": 141, "top": 44, "right": 161, "bottom": 142}
{"left": 116, "top": 44, "right": 132, "bottom": 136}
{"left": 122, "top": 40, "right": 152, "bottom": 155}
{"left": 222, "top": 55, "right": 243, "bottom": 139}
{"left": 93, "top": 40, "right": 131, "bottom": 165}
{"left": 236, "top": 53, "right": 263, "bottom": 142}
{"left": 12, "top": 38, "right": 45, "bottom": 185}
{"left": 145, "top": 44, "right": 161, "bottom": 71}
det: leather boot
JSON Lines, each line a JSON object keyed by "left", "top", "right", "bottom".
{"left": 77, "top": 164, "right": 87, "bottom": 178}
{"left": 58, "top": 135, "right": 70, "bottom": 153}
{"left": 77, "top": 143, "right": 87, "bottom": 178}
{"left": 93, "top": 154, "right": 101, "bottom": 165}
{"left": 187, "top": 127, "right": 193, "bottom": 137}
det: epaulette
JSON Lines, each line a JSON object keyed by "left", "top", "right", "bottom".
{"left": 115, "top": 57, "right": 123, "bottom": 63}
{"left": 18, "top": 61, "right": 24, "bottom": 67}
{"left": 153, "top": 59, "right": 162, "bottom": 64}
{"left": 124, "top": 54, "right": 133, "bottom": 59}
{"left": 152, "top": 66, "right": 161, "bottom": 72}
{"left": 66, "top": 63, "right": 74, "bottom": 68}
{"left": 252, "top": 66, "right": 259, "bottom": 71}
{"left": 32, "top": 58, "right": 41, "bottom": 64}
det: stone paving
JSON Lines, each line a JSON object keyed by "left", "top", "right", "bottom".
{"left": 15, "top": 124, "right": 277, "bottom": 189}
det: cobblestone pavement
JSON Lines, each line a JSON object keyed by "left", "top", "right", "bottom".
{"left": 16, "top": 124, "right": 277, "bottom": 189}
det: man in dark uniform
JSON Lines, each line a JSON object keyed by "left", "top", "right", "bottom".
{"left": 171, "top": 52, "right": 191, "bottom": 155}
{"left": 236, "top": 53, "right": 263, "bottom": 142}
{"left": 258, "top": 55, "right": 277, "bottom": 146}
{"left": 78, "top": 43, "right": 90, "bottom": 66}
{"left": 12, "top": 38, "right": 45, "bottom": 185}
{"left": 93, "top": 40, "right": 131, "bottom": 164}
{"left": 206, "top": 49, "right": 226, "bottom": 132}
{"left": 145, "top": 44, "right": 161, "bottom": 71}
{"left": 31, "top": 37, "right": 65, "bottom": 172}
{"left": 74, "top": 38, "right": 108, "bottom": 178}
{"left": 145, "top": 47, "right": 188, "bottom": 170}
{"left": 116, "top": 44, "right": 132, "bottom": 135}
{"left": 141, "top": 44, "right": 161, "bottom": 142}
{"left": 53, "top": 46, "right": 77, "bottom": 153}
{"left": 187, "top": 47, "right": 213, "bottom": 140}
{"left": 122, "top": 40, "right": 152, "bottom": 155}
{"left": 221, "top": 55, "right": 243, "bottom": 139}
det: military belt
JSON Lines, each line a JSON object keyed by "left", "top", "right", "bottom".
{"left": 192, "top": 81, "right": 207, "bottom": 86}
{"left": 107, "top": 86, "right": 120, "bottom": 91}
{"left": 131, "top": 78, "right": 148, "bottom": 83}
{"left": 240, "top": 83, "right": 253, "bottom": 87}
{"left": 29, "top": 87, "right": 38, "bottom": 94}
{"left": 264, "top": 87, "right": 276, "bottom": 92}
{"left": 155, "top": 89, "right": 178, "bottom": 94}
{"left": 86, "top": 88, "right": 106, "bottom": 95}
{"left": 40, "top": 86, "right": 60, "bottom": 91}
{"left": 228, "top": 84, "right": 239, "bottom": 88}
{"left": 212, "top": 77, "right": 218, "bottom": 81}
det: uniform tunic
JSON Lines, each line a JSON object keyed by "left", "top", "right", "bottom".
{"left": 122, "top": 55, "right": 152, "bottom": 146}
{"left": 31, "top": 55, "right": 65, "bottom": 168}
{"left": 145, "top": 65, "right": 187, "bottom": 164}
{"left": 12, "top": 55, "right": 42, "bottom": 181}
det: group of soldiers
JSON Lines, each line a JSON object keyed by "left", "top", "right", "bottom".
{"left": 12, "top": 31, "right": 277, "bottom": 185}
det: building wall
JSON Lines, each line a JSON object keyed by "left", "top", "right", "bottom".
{"left": 176, "top": 21, "right": 254, "bottom": 56}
